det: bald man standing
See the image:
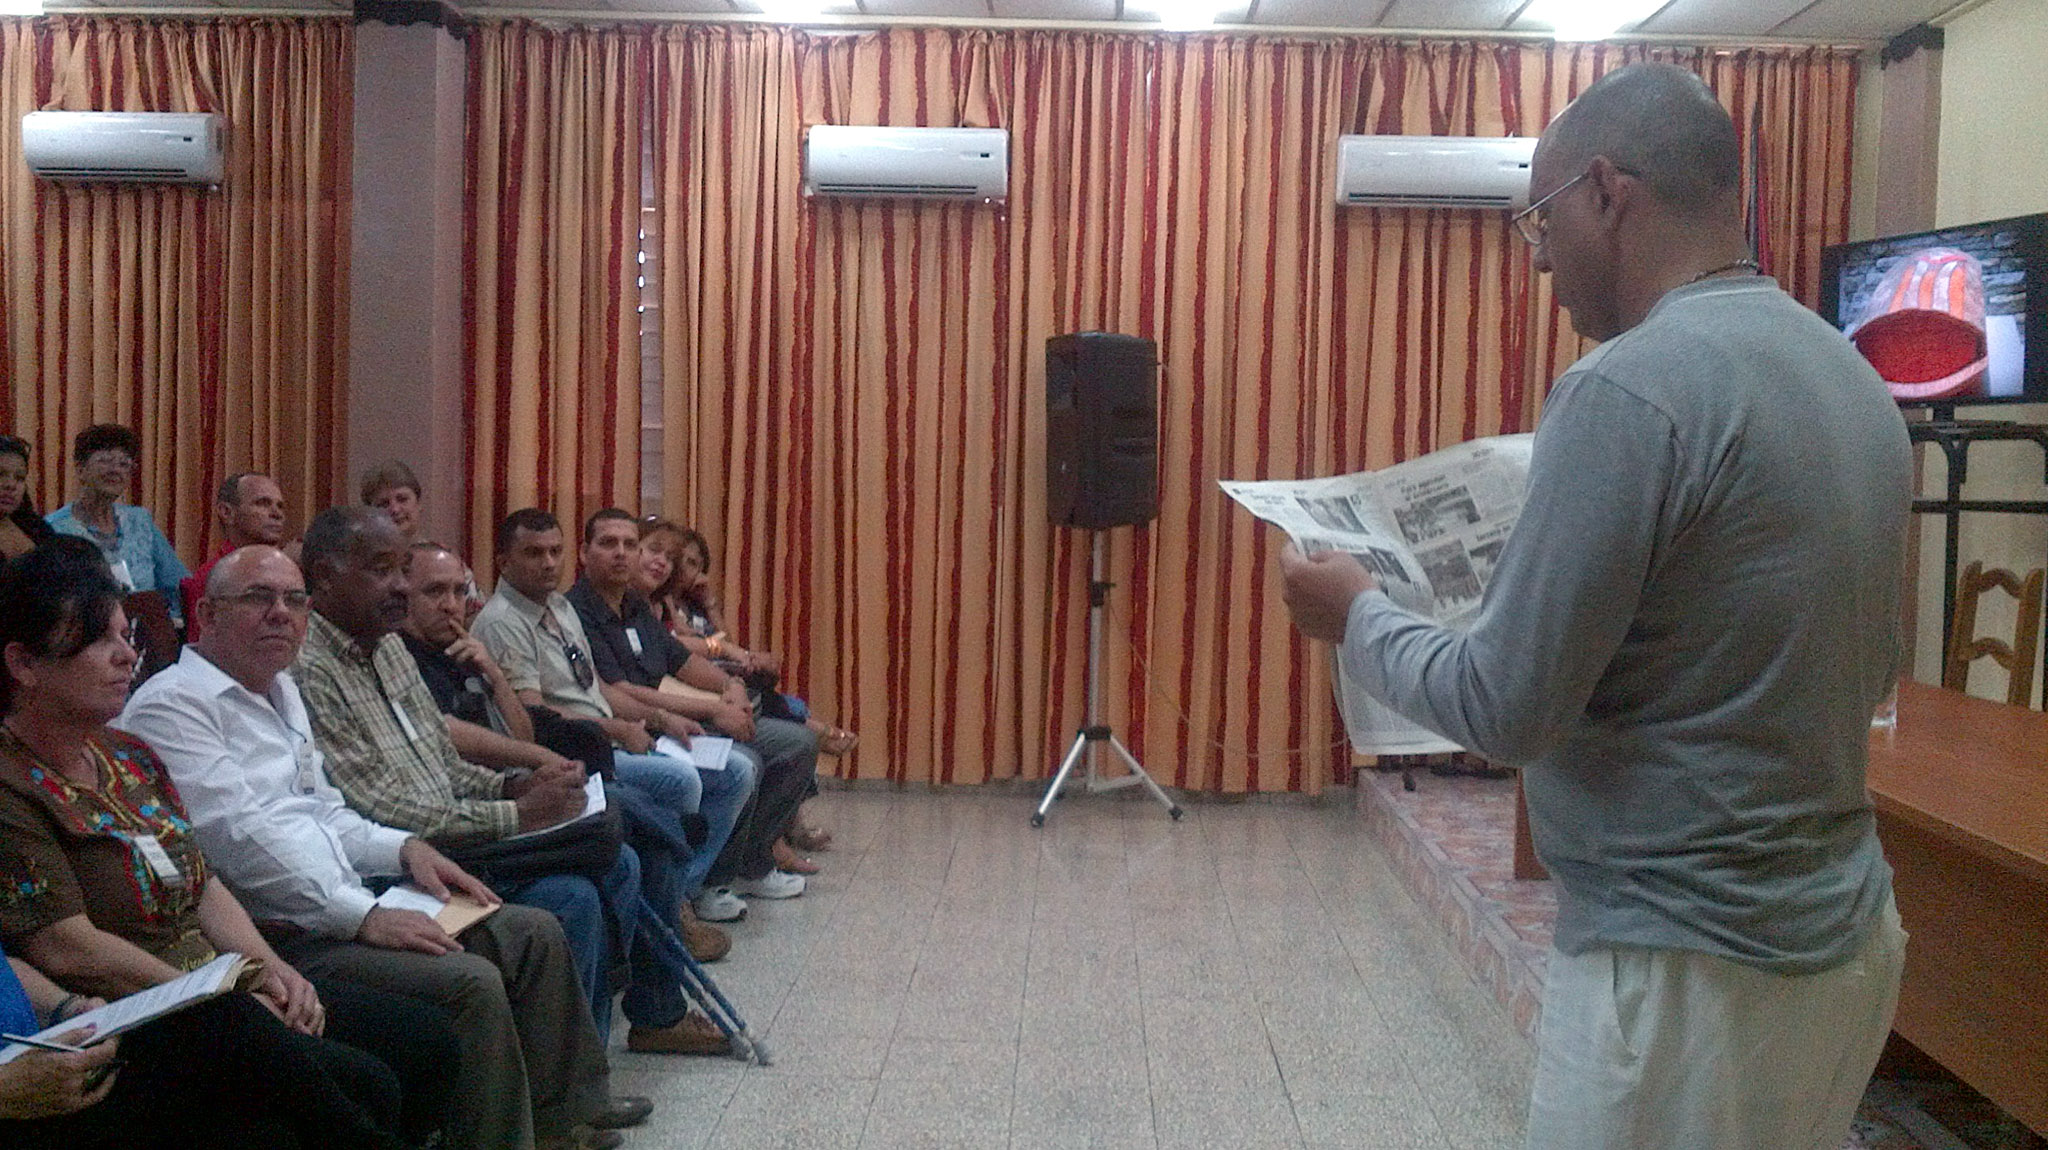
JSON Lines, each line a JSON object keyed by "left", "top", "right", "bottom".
{"left": 1281, "top": 63, "right": 1910, "bottom": 1149}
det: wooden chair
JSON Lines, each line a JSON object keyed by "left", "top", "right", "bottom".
{"left": 1943, "top": 561, "right": 2046, "bottom": 707}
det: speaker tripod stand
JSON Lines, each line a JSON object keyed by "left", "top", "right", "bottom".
{"left": 1032, "top": 531, "right": 1183, "bottom": 827}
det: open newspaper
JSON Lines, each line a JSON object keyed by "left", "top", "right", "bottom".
{"left": 1221, "top": 434, "right": 1535, "bottom": 755}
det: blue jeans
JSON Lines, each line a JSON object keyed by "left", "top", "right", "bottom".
{"left": 506, "top": 843, "right": 711, "bottom": 1045}
{"left": 501, "top": 855, "right": 637, "bottom": 1046}
{"left": 613, "top": 747, "right": 756, "bottom": 897}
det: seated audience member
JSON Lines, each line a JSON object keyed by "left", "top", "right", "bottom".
{"left": 639, "top": 521, "right": 836, "bottom": 859}
{"left": 638, "top": 520, "right": 853, "bottom": 751}
{"left": 0, "top": 544, "right": 448, "bottom": 1148}
{"left": 293, "top": 508, "right": 729, "bottom": 1056}
{"left": 362, "top": 461, "right": 485, "bottom": 618}
{"left": 179, "top": 471, "right": 296, "bottom": 640}
{"left": 680, "top": 526, "right": 844, "bottom": 854}
{"left": 359, "top": 460, "right": 425, "bottom": 542}
{"left": 577, "top": 511, "right": 818, "bottom": 904}
{"left": 44, "top": 424, "right": 190, "bottom": 622}
{"left": 472, "top": 509, "right": 758, "bottom": 925}
{"left": 0, "top": 435, "right": 56, "bottom": 561}
{"left": 400, "top": 542, "right": 731, "bottom": 963}
{"left": 0, "top": 940, "right": 423, "bottom": 1150}
{"left": 117, "top": 546, "right": 642, "bottom": 1150}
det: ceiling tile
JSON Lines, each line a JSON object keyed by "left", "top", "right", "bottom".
{"left": 634, "top": 0, "right": 742, "bottom": 11}
{"left": 859, "top": 0, "right": 991, "bottom": 16}
{"left": 1772, "top": 0, "right": 1953, "bottom": 40}
{"left": 988, "top": 0, "right": 1118, "bottom": 17}
{"left": 1627, "top": 0, "right": 1817, "bottom": 36}
{"left": 1379, "top": 0, "right": 1525, "bottom": 31}
{"left": 1510, "top": 0, "right": 1951, "bottom": 41}
{"left": 1244, "top": 0, "right": 1383, "bottom": 28}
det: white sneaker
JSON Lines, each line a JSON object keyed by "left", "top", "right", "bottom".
{"left": 692, "top": 887, "right": 748, "bottom": 922}
{"left": 734, "top": 870, "right": 806, "bottom": 899}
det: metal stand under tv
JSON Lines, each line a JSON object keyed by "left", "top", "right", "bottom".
{"left": 1031, "top": 531, "right": 1183, "bottom": 828}
{"left": 1910, "top": 410, "right": 2048, "bottom": 692}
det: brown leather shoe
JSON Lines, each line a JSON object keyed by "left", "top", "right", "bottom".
{"left": 678, "top": 903, "right": 731, "bottom": 962}
{"left": 627, "top": 1012, "right": 732, "bottom": 1056}
{"left": 787, "top": 823, "right": 832, "bottom": 852}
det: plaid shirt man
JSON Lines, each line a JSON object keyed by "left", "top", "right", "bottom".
{"left": 295, "top": 609, "right": 517, "bottom": 844}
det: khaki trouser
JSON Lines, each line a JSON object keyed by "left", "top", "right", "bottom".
{"left": 279, "top": 902, "right": 611, "bottom": 1150}
{"left": 1525, "top": 898, "right": 1906, "bottom": 1150}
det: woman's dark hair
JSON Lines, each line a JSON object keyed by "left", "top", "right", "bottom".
{"left": 0, "top": 435, "right": 54, "bottom": 545}
{"left": 675, "top": 528, "right": 713, "bottom": 613}
{"left": 71, "top": 423, "right": 142, "bottom": 466}
{"left": 0, "top": 539, "right": 126, "bottom": 714}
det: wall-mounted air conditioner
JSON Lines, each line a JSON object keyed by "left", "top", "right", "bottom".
{"left": 804, "top": 125, "right": 1008, "bottom": 203}
{"left": 1335, "top": 135, "right": 1537, "bottom": 210}
{"left": 22, "top": 111, "right": 226, "bottom": 185}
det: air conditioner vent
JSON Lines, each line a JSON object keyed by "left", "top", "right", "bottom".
{"left": 1335, "top": 135, "right": 1535, "bottom": 211}
{"left": 21, "top": 111, "right": 225, "bottom": 186}
{"left": 804, "top": 126, "right": 1008, "bottom": 203}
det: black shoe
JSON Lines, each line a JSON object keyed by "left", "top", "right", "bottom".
{"left": 591, "top": 1095, "right": 654, "bottom": 1130}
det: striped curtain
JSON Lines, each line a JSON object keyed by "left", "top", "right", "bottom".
{"left": 471, "top": 22, "right": 1861, "bottom": 792}
{"left": 0, "top": 15, "right": 353, "bottom": 559}
{"left": 461, "top": 24, "right": 647, "bottom": 568}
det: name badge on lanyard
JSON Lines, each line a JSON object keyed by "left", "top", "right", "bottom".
{"left": 626, "top": 628, "right": 644, "bottom": 656}
{"left": 292, "top": 740, "right": 319, "bottom": 793}
{"left": 390, "top": 700, "right": 422, "bottom": 743}
{"left": 133, "top": 834, "right": 187, "bottom": 890}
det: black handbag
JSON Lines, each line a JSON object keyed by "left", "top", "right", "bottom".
{"left": 439, "top": 792, "right": 625, "bottom": 887}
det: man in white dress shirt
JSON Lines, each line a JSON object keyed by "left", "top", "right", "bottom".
{"left": 115, "top": 545, "right": 646, "bottom": 1150}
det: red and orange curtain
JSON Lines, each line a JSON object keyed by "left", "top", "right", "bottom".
{"left": 0, "top": 16, "right": 353, "bottom": 557}
{"left": 460, "top": 24, "right": 647, "bottom": 568}
{"left": 455, "top": 26, "right": 1861, "bottom": 794}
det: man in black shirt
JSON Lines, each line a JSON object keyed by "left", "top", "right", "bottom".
{"left": 567, "top": 510, "right": 819, "bottom": 908}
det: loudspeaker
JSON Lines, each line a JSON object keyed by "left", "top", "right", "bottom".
{"left": 1047, "top": 332, "right": 1159, "bottom": 529}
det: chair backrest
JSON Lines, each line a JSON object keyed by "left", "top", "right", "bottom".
{"left": 1944, "top": 561, "right": 2046, "bottom": 707}
{"left": 123, "top": 590, "right": 181, "bottom": 688}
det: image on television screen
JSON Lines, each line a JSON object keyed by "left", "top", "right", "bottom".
{"left": 1825, "top": 215, "right": 2043, "bottom": 405}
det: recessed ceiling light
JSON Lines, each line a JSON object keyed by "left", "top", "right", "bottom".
{"left": 756, "top": 0, "right": 823, "bottom": 23}
{"left": 1133, "top": 0, "right": 1224, "bottom": 32}
{"left": 1524, "top": 0, "right": 1663, "bottom": 41}
{"left": 0, "top": 0, "right": 44, "bottom": 14}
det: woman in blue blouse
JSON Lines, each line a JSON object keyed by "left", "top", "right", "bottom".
{"left": 43, "top": 424, "right": 189, "bottom": 622}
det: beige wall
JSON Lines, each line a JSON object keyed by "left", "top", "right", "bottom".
{"left": 347, "top": 22, "right": 469, "bottom": 549}
{"left": 1912, "top": 0, "right": 2048, "bottom": 696}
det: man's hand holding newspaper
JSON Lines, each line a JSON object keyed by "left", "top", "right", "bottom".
{"left": 1221, "top": 434, "right": 1535, "bottom": 754}
{"left": 1276, "top": 546, "right": 1377, "bottom": 643}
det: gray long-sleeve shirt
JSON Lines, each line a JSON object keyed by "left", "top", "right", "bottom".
{"left": 1343, "top": 276, "right": 1911, "bottom": 974}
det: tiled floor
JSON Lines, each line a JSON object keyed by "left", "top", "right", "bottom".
{"left": 606, "top": 786, "right": 1534, "bottom": 1149}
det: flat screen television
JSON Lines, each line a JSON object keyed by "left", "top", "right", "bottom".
{"left": 1819, "top": 212, "right": 2048, "bottom": 410}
